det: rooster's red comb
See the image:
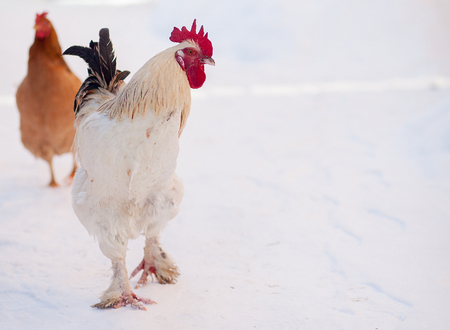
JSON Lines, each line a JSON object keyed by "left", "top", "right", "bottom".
{"left": 35, "top": 12, "right": 48, "bottom": 24}
{"left": 170, "top": 19, "right": 213, "bottom": 57}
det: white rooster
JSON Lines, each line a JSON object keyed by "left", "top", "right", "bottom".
{"left": 64, "top": 21, "right": 214, "bottom": 310}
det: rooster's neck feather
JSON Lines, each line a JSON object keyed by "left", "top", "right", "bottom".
{"left": 102, "top": 42, "right": 192, "bottom": 126}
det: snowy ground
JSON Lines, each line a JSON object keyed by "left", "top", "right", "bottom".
{"left": 1, "top": 0, "right": 450, "bottom": 329}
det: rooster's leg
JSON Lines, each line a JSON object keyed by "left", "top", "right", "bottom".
{"left": 92, "top": 258, "right": 156, "bottom": 310}
{"left": 130, "top": 236, "right": 180, "bottom": 287}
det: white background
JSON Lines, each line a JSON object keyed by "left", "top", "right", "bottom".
{"left": 0, "top": 0, "right": 449, "bottom": 329}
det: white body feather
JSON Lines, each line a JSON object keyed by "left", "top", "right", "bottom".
{"left": 72, "top": 42, "right": 194, "bottom": 261}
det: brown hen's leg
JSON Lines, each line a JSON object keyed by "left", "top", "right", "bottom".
{"left": 92, "top": 258, "right": 156, "bottom": 310}
{"left": 65, "top": 155, "right": 77, "bottom": 185}
{"left": 47, "top": 160, "right": 58, "bottom": 187}
{"left": 130, "top": 236, "right": 180, "bottom": 288}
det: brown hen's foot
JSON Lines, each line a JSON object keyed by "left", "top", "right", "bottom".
{"left": 65, "top": 157, "right": 77, "bottom": 185}
{"left": 92, "top": 291, "right": 156, "bottom": 310}
{"left": 48, "top": 180, "right": 58, "bottom": 187}
{"left": 67, "top": 158, "right": 77, "bottom": 180}
{"left": 64, "top": 173, "right": 75, "bottom": 185}
{"left": 130, "top": 237, "right": 180, "bottom": 287}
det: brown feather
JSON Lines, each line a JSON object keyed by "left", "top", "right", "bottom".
{"left": 15, "top": 16, "right": 81, "bottom": 186}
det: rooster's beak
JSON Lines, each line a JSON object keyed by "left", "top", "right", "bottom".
{"left": 200, "top": 57, "right": 215, "bottom": 66}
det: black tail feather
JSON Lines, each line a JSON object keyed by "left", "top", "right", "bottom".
{"left": 63, "top": 45, "right": 99, "bottom": 75}
{"left": 98, "top": 28, "right": 115, "bottom": 86}
{"left": 114, "top": 70, "right": 131, "bottom": 86}
{"left": 63, "top": 28, "right": 130, "bottom": 115}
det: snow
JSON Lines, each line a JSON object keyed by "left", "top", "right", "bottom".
{"left": 1, "top": 0, "right": 450, "bottom": 329}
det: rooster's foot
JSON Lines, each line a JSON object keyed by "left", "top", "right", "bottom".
{"left": 130, "top": 257, "right": 179, "bottom": 287}
{"left": 130, "top": 238, "right": 180, "bottom": 287}
{"left": 91, "top": 291, "right": 156, "bottom": 310}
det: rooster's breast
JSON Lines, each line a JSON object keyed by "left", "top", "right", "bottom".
{"left": 78, "top": 107, "right": 182, "bottom": 204}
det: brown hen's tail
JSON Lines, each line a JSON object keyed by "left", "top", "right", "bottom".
{"left": 63, "top": 28, "right": 130, "bottom": 116}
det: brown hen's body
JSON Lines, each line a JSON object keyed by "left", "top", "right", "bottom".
{"left": 16, "top": 13, "right": 81, "bottom": 187}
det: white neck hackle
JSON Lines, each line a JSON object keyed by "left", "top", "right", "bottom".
{"left": 100, "top": 41, "right": 195, "bottom": 128}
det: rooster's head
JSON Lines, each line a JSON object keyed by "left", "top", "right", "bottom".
{"left": 170, "top": 20, "right": 215, "bottom": 89}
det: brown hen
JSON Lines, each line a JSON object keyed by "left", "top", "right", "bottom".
{"left": 16, "top": 12, "right": 81, "bottom": 187}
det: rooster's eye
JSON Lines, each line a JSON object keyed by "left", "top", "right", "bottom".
{"left": 187, "top": 49, "right": 195, "bottom": 55}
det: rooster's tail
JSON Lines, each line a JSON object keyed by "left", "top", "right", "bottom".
{"left": 63, "top": 28, "right": 130, "bottom": 117}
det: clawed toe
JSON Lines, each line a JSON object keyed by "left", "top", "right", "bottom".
{"left": 92, "top": 292, "right": 156, "bottom": 310}
{"left": 130, "top": 258, "right": 179, "bottom": 286}
{"left": 155, "top": 265, "right": 180, "bottom": 284}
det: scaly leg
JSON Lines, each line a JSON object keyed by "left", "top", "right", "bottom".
{"left": 92, "top": 258, "right": 156, "bottom": 310}
{"left": 65, "top": 154, "right": 77, "bottom": 185}
{"left": 130, "top": 236, "right": 180, "bottom": 287}
{"left": 47, "top": 159, "right": 58, "bottom": 187}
